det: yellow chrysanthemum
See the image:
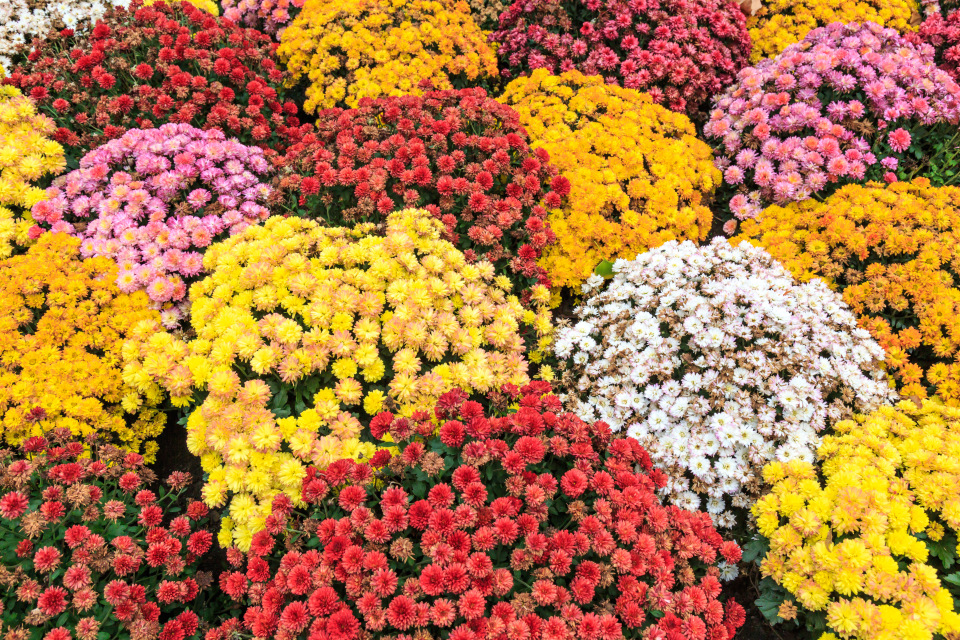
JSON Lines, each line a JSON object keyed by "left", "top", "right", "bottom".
{"left": 499, "top": 69, "right": 719, "bottom": 295}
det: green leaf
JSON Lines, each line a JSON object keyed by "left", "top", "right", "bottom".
{"left": 594, "top": 260, "right": 615, "bottom": 279}
{"left": 944, "top": 572, "right": 960, "bottom": 587}
{"left": 742, "top": 536, "right": 770, "bottom": 564}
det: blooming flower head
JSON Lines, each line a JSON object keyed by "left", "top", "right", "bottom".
{"left": 556, "top": 237, "right": 895, "bottom": 528}
{"left": 123, "top": 208, "right": 539, "bottom": 548}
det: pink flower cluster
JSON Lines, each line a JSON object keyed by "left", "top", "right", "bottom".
{"left": 221, "top": 0, "right": 304, "bottom": 39}
{"left": 491, "top": 0, "right": 752, "bottom": 116}
{"left": 704, "top": 21, "right": 960, "bottom": 223}
{"left": 32, "top": 123, "right": 272, "bottom": 325}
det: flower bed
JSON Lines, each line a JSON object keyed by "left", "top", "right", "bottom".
{"left": 209, "top": 382, "right": 747, "bottom": 640}
{"left": 499, "top": 70, "right": 719, "bottom": 294}
{"left": 122, "top": 208, "right": 536, "bottom": 549}
{"left": 2, "top": 0, "right": 304, "bottom": 167}
{"left": 277, "top": 0, "right": 498, "bottom": 111}
{"left": 705, "top": 21, "right": 960, "bottom": 229}
{"left": 556, "top": 237, "right": 895, "bottom": 529}
{"left": 491, "top": 0, "right": 752, "bottom": 117}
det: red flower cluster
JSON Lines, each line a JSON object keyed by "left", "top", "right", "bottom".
{"left": 0, "top": 429, "right": 216, "bottom": 640}
{"left": 2, "top": 0, "right": 309, "bottom": 166}
{"left": 491, "top": 0, "right": 752, "bottom": 117}
{"left": 207, "top": 382, "right": 745, "bottom": 640}
{"left": 909, "top": 12, "right": 960, "bottom": 83}
{"left": 275, "top": 87, "right": 565, "bottom": 299}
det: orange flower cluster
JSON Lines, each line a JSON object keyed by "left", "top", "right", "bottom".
{"left": 735, "top": 179, "right": 960, "bottom": 403}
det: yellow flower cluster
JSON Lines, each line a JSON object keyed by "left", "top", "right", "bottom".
{"left": 747, "top": 0, "right": 917, "bottom": 62}
{"left": 277, "top": 0, "right": 498, "bottom": 111}
{"left": 499, "top": 69, "right": 719, "bottom": 296}
{"left": 122, "top": 208, "right": 533, "bottom": 549}
{"left": 735, "top": 179, "right": 960, "bottom": 404}
{"left": 754, "top": 399, "right": 960, "bottom": 640}
{"left": 0, "top": 233, "right": 164, "bottom": 459}
{"left": 0, "top": 85, "right": 66, "bottom": 259}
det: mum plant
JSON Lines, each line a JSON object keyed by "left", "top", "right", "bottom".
{"left": 31, "top": 123, "right": 273, "bottom": 327}
{"left": 0, "top": 430, "right": 218, "bottom": 640}
{"left": 746, "top": 0, "right": 916, "bottom": 62}
{"left": 275, "top": 87, "right": 562, "bottom": 333}
{"left": 555, "top": 238, "right": 895, "bottom": 530}
{"left": 751, "top": 399, "right": 960, "bottom": 640}
{"left": 705, "top": 21, "right": 960, "bottom": 230}
{"left": 208, "top": 381, "right": 747, "bottom": 640}
{"left": 735, "top": 179, "right": 960, "bottom": 406}
{"left": 0, "top": 85, "right": 65, "bottom": 258}
{"left": 499, "top": 70, "right": 719, "bottom": 295}
{"left": 491, "top": 0, "right": 752, "bottom": 117}
{"left": 122, "top": 208, "right": 538, "bottom": 550}
{"left": 911, "top": 10, "right": 960, "bottom": 82}
{"left": 221, "top": 0, "right": 303, "bottom": 38}
{"left": 3, "top": 0, "right": 305, "bottom": 167}
{"left": 277, "top": 0, "right": 498, "bottom": 112}
{"left": 0, "top": 233, "right": 164, "bottom": 460}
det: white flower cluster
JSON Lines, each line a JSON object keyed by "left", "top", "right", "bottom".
{"left": 0, "top": 0, "right": 128, "bottom": 69}
{"left": 556, "top": 238, "right": 896, "bottom": 529}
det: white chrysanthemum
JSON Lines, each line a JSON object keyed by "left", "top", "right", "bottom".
{"left": 557, "top": 238, "right": 897, "bottom": 528}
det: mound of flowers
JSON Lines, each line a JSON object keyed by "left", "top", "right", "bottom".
{"left": 499, "top": 70, "right": 719, "bottom": 294}
{"left": 31, "top": 123, "right": 273, "bottom": 327}
{"left": 490, "top": 0, "right": 751, "bottom": 117}
{"left": 277, "top": 0, "right": 498, "bottom": 112}
{"left": 746, "top": 0, "right": 916, "bottom": 62}
{"left": 555, "top": 237, "right": 895, "bottom": 529}
{"left": 752, "top": 399, "right": 960, "bottom": 639}
{"left": 735, "top": 179, "right": 960, "bottom": 406}
{"left": 276, "top": 87, "right": 561, "bottom": 331}
{"left": 0, "top": 430, "right": 218, "bottom": 640}
{"left": 705, "top": 21, "right": 960, "bottom": 229}
{"left": 910, "top": 10, "right": 960, "bottom": 83}
{"left": 221, "top": 0, "right": 303, "bottom": 38}
{"left": 0, "top": 85, "right": 65, "bottom": 258}
{"left": 0, "top": 233, "right": 165, "bottom": 459}
{"left": 122, "top": 208, "right": 537, "bottom": 550}
{"left": 208, "top": 381, "right": 747, "bottom": 640}
{"left": 2, "top": 0, "right": 305, "bottom": 167}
